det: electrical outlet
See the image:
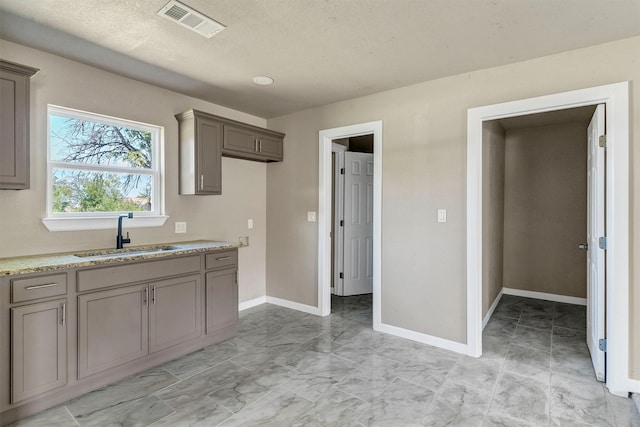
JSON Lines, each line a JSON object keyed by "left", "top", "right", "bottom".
{"left": 307, "top": 212, "right": 317, "bottom": 222}
{"left": 239, "top": 236, "right": 249, "bottom": 247}
{"left": 175, "top": 222, "right": 187, "bottom": 233}
{"left": 437, "top": 209, "right": 447, "bottom": 223}
{"left": 248, "top": 219, "right": 254, "bottom": 229}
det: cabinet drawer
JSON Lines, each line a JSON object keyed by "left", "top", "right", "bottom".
{"left": 205, "top": 250, "right": 238, "bottom": 270}
{"left": 11, "top": 273, "right": 67, "bottom": 303}
{"left": 77, "top": 255, "right": 201, "bottom": 292}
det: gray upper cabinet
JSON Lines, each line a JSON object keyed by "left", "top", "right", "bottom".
{"left": 176, "top": 110, "right": 223, "bottom": 195}
{"left": 0, "top": 60, "right": 39, "bottom": 190}
{"left": 176, "top": 109, "right": 284, "bottom": 195}
{"left": 223, "top": 124, "right": 283, "bottom": 162}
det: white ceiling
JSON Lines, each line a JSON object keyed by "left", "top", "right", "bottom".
{"left": 1, "top": 0, "right": 639, "bottom": 118}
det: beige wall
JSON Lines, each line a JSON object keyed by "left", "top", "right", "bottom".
{"left": 0, "top": 40, "right": 267, "bottom": 303}
{"left": 266, "top": 36, "right": 640, "bottom": 378}
{"left": 482, "top": 121, "right": 505, "bottom": 316}
{"left": 503, "top": 122, "right": 587, "bottom": 298}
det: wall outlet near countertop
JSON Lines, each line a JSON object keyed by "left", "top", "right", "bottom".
{"left": 239, "top": 236, "right": 249, "bottom": 247}
{"left": 307, "top": 212, "right": 317, "bottom": 222}
{"left": 175, "top": 222, "right": 187, "bottom": 233}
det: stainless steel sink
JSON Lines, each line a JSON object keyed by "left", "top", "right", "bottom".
{"left": 74, "top": 245, "right": 178, "bottom": 258}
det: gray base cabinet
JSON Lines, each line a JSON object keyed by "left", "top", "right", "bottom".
{"left": 206, "top": 268, "right": 238, "bottom": 334}
{"left": 11, "top": 299, "right": 67, "bottom": 404}
{"left": 0, "top": 60, "right": 39, "bottom": 190}
{"left": 78, "top": 284, "right": 149, "bottom": 379}
{"left": 149, "top": 275, "right": 202, "bottom": 353}
{"left": 1, "top": 248, "right": 239, "bottom": 425}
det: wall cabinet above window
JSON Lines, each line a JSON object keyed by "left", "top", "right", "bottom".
{"left": 0, "top": 60, "right": 39, "bottom": 190}
{"left": 176, "top": 109, "right": 284, "bottom": 195}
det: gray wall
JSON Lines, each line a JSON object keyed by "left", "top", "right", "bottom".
{"left": 266, "top": 36, "right": 640, "bottom": 378}
{"left": 0, "top": 40, "right": 268, "bottom": 303}
{"left": 503, "top": 122, "right": 587, "bottom": 298}
{"left": 482, "top": 121, "right": 505, "bottom": 316}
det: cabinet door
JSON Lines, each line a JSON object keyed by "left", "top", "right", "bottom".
{"left": 257, "top": 133, "right": 283, "bottom": 161}
{"left": 205, "top": 268, "right": 238, "bottom": 334}
{"left": 223, "top": 125, "right": 257, "bottom": 156}
{"left": 0, "top": 68, "right": 29, "bottom": 189}
{"left": 11, "top": 299, "right": 67, "bottom": 403}
{"left": 196, "top": 116, "right": 223, "bottom": 194}
{"left": 149, "top": 275, "right": 202, "bottom": 353}
{"left": 78, "top": 284, "right": 148, "bottom": 378}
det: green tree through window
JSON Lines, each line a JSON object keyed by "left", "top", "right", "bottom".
{"left": 48, "top": 106, "right": 160, "bottom": 216}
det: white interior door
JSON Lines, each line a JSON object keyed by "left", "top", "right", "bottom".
{"left": 342, "top": 152, "right": 374, "bottom": 296}
{"left": 332, "top": 144, "right": 346, "bottom": 295}
{"left": 586, "top": 104, "right": 605, "bottom": 382}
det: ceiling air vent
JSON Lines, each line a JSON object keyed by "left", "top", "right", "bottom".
{"left": 157, "top": 0, "right": 225, "bottom": 38}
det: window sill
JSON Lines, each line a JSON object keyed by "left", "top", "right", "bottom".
{"left": 42, "top": 216, "right": 169, "bottom": 232}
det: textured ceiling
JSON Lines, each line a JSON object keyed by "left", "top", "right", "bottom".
{"left": 1, "top": 0, "right": 639, "bottom": 118}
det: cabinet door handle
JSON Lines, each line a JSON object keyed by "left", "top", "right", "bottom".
{"left": 152, "top": 286, "right": 156, "bottom": 304}
{"left": 258, "top": 139, "right": 262, "bottom": 152}
{"left": 61, "top": 303, "right": 66, "bottom": 326}
{"left": 200, "top": 174, "right": 204, "bottom": 190}
{"left": 254, "top": 139, "right": 258, "bottom": 152}
{"left": 144, "top": 288, "right": 148, "bottom": 306}
{"left": 26, "top": 283, "right": 58, "bottom": 290}
{"left": 216, "top": 256, "right": 231, "bottom": 261}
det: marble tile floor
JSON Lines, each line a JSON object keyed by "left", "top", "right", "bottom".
{"left": 10, "top": 294, "right": 639, "bottom": 426}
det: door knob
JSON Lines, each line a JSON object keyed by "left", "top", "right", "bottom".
{"left": 578, "top": 243, "right": 588, "bottom": 250}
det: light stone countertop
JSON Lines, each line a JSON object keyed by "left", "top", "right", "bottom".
{"left": 0, "top": 240, "right": 240, "bottom": 276}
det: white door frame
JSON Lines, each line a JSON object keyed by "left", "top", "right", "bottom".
{"left": 466, "top": 82, "right": 631, "bottom": 395}
{"left": 318, "top": 121, "right": 382, "bottom": 327}
{"left": 332, "top": 143, "right": 346, "bottom": 295}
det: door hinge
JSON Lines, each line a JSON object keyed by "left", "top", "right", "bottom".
{"left": 599, "top": 135, "right": 607, "bottom": 148}
{"left": 598, "top": 236, "right": 607, "bottom": 250}
{"left": 339, "top": 272, "right": 343, "bottom": 279}
{"left": 599, "top": 338, "right": 607, "bottom": 352}
{"left": 340, "top": 220, "right": 344, "bottom": 227}
{"left": 340, "top": 168, "right": 345, "bottom": 174}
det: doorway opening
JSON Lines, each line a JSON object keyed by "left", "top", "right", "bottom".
{"left": 318, "top": 121, "right": 383, "bottom": 328}
{"left": 466, "top": 82, "right": 631, "bottom": 395}
{"left": 480, "top": 105, "right": 605, "bottom": 382}
{"left": 332, "top": 134, "right": 374, "bottom": 298}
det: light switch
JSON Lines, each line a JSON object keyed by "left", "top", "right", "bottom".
{"left": 248, "top": 219, "right": 254, "bottom": 229}
{"left": 307, "top": 211, "right": 317, "bottom": 222}
{"left": 437, "top": 209, "right": 447, "bottom": 223}
{"left": 175, "top": 222, "right": 187, "bottom": 233}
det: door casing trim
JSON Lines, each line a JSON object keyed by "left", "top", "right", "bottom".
{"left": 466, "top": 81, "right": 631, "bottom": 395}
{"left": 318, "top": 121, "right": 382, "bottom": 330}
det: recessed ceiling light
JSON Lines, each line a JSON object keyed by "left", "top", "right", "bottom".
{"left": 252, "top": 76, "right": 274, "bottom": 86}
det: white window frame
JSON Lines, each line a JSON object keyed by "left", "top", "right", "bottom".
{"left": 43, "top": 105, "right": 168, "bottom": 231}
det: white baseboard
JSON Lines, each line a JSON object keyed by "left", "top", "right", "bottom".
{"left": 238, "top": 296, "right": 267, "bottom": 311}
{"left": 502, "top": 287, "right": 587, "bottom": 306}
{"left": 266, "top": 296, "right": 322, "bottom": 316}
{"left": 483, "top": 289, "right": 503, "bottom": 329}
{"left": 374, "top": 321, "right": 467, "bottom": 355}
{"left": 627, "top": 378, "right": 640, "bottom": 394}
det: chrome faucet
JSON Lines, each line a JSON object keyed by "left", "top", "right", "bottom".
{"left": 116, "top": 213, "right": 133, "bottom": 249}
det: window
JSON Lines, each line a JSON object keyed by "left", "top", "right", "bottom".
{"left": 43, "top": 105, "right": 167, "bottom": 231}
